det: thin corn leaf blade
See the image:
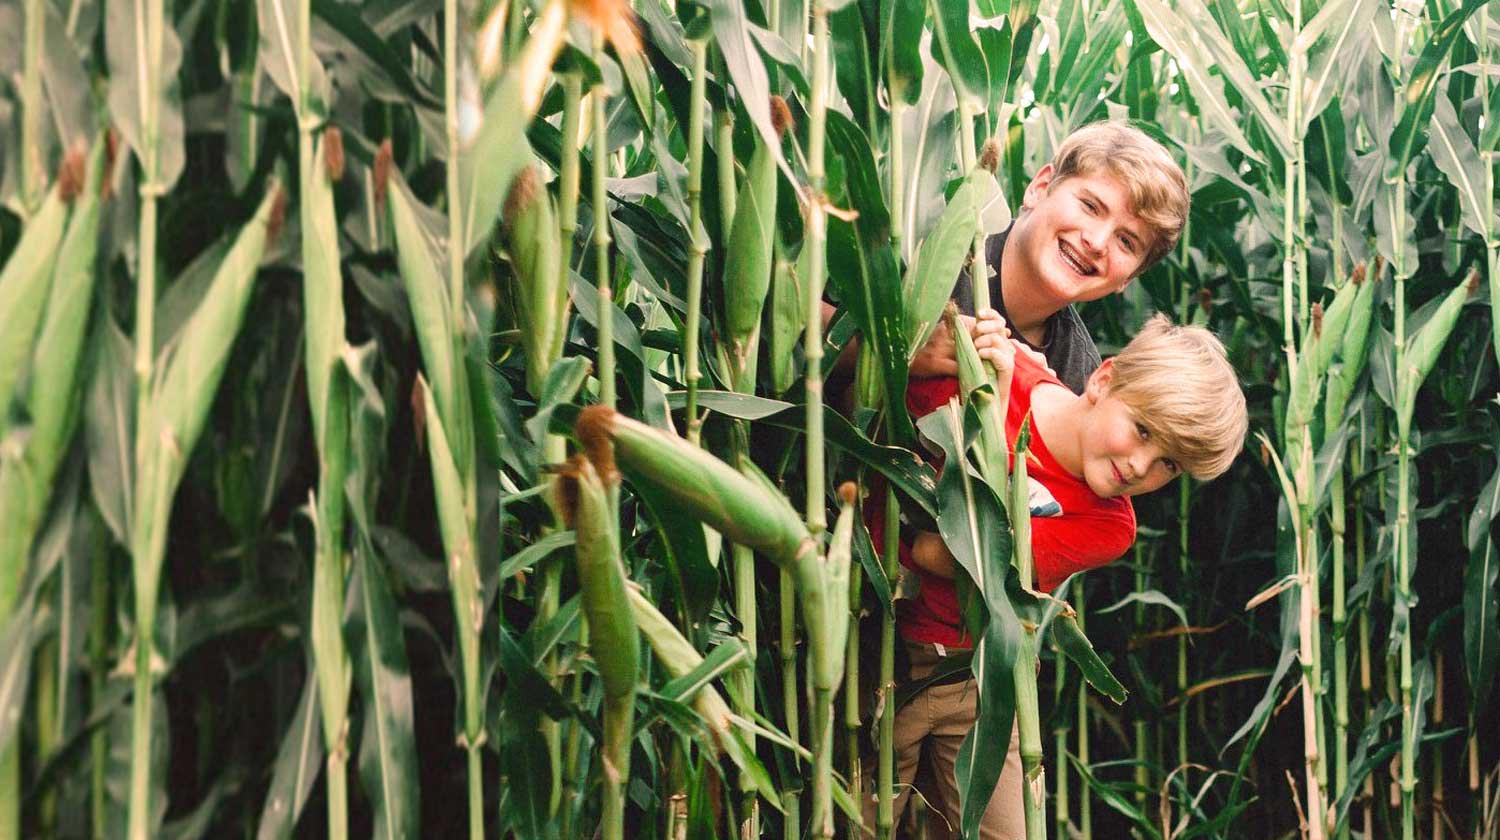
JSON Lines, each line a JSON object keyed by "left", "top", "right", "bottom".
{"left": 1384, "top": 0, "right": 1487, "bottom": 180}
{"left": 918, "top": 404, "right": 1022, "bottom": 838}
{"left": 1127, "top": 0, "right": 1269, "bottom": 164}
{"left": 826, "top": 112, "right": 912, "bottom": 444}
{"left": 831, "top": 2, "right": 877, "bottom": 132}
{"left": 105, "top": 0, "right": 186, "bottom": 190}
{"left": 255, "top": 670, "right": 323, "bottom": 840}
{"left": 351, "top": 546, "right": 421, "bottom": 840}
{"left": 631, "top": 476, "right": 719, "bottom": 624}
{"left": 1427, "top": 96, "right": 1490, "bottom": 239}
{"left": 707, "top": 0, "right": 795, "bottom": 184}
{"left": 1299, "top": 0, "right": 1379, "bottom": 133}
{"left": 903, "top": 169, "right": 990, "bottom": 356}
{"left": 882, "top": 0, "right": 924, "bottom": 105}
{"left": 84, "top": 312, "right": 135, "bottom": 545}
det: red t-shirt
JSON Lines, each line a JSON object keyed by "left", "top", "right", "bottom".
{"left": 870, "top": 351, "right": 1136, "bottom": 647}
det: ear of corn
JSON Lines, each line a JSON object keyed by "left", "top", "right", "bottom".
{"left": 504, "top": 164, "right": 566, "bottom": 397}
{"left": 768, "top": 242, "right": 810, "bottom": 395}
{"left": 1396, "top": 272, "right": 1476, "bottom": 434}
{"left": 903, "top": 168, "right": 990, "bottom": 357}
{"left": 555, "top": 450, "right": 637, "bottom": 838}
{"left": 0, "top": 139, "right": 104, "bottom": 615}
{"left": 0, "top": 185, "right": 69, "bottom": 440}
{"left": 723, "top": 97, "right": 785, "bottom": 393}
{"left": 584, "top": 407, "right": 814, "bottom": 568}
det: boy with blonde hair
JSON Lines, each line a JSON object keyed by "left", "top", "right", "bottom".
{"left": 876, "top": 311, "right": 1247, "bottom": 838}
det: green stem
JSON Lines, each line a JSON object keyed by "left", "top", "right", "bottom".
{"left": 715, "top": 49, "right": 737, "bottom": 230}
{"left": 844, "top": 562, "right": 863, "bottom": 839}
{"left": 1055, "top": 640, "right": 1069, "bottom": 840}
{"left": 91, "top": 534, "right": 109, "bottom": 840}
{"left": 592, "top": 29, "right": 614, "bottom": 411}
{"left": 1393, "top": 176, "right": 1414, "bottom": 840}
{"left": 781, "top": 568, "right": 801, "bottom": 839}
{"left": 682, "top": 39, "right": 709, "bottom": 444}
{"left": 811, "top": 689, "right": 837, "bottom": 839}
{"left": 1332, "top": 453, "right": 1349, "bottom": 840}
{"left": 127, "top": 621, "right": 154, "bottom": 840}
{"left": 21, "top": 0, "right": 44, "bottom": 214}
{"left": 1077, "top": 595, "right": 1091, "bottom": 838}
{"left": 877, "top": 488, "right": 899, "bottom": 840}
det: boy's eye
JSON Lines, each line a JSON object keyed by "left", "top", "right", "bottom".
{"left": 1081, "top": 198, "right": 1097, "bottom": 213}
{"left": 1134, "top": 422, "right": 1149, "bottom": 440}
{"left": 1119, "top": 233, "right": 1138, "bottom": 254}
{"left": 1162, "top": 458, "right": 1180, "bottom": 475}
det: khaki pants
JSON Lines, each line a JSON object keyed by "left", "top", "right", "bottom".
{"left": 864, "top": 641, "right": 1025, "bottom": 839}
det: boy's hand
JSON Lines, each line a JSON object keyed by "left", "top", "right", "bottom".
{"left": 910, "top": 307, "right": 1055, "bottom": 381}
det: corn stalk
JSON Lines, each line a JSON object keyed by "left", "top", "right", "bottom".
{"left": 127, "top": 184, "right": 282, "bottom": 839}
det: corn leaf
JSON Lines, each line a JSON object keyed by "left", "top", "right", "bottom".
{"left": 707, "top": 0, "right": 795, "bottom": 184}
{"left": 928, "top": 0, "right": 988, "bottom": 108}
{"left": 881, "top": 0, "right": 924, "bottom": 104}
{"left": 1464, "top": 456, "right": 1500, "bottom": 719}
{"left": 104, "top": 0, "right": 185, "bottom": 190}
{"left": 254, "top": 670, "right": 323, "bottom": 840}
{"left": 903, "top": 168, "right": 991, "bottom": 356}
{"left": 1427, "top": 96, "right": 1489, "bottom": 240}
{"left": 351, "top": 546, "right": 421, "bottom": 840}
{"left": 85, "top": 312, "right": 136, "bottom": 545}
{"left": 1384, "top": 0, "right": 1487, "bottom": 180}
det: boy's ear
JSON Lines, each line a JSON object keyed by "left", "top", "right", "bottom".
{"left": 1085, "top": 358, "right": 1115, "bottom": 403}
{"left": 1021, "top": 164, "right": 1057, "bottom": 212}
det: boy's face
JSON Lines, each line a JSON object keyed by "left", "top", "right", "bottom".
{"left": 1078, "top": 361, "right": 1181, "bottom": 498}
{"left": 1011, "top": 165, "right": 1153, "bottom": 307}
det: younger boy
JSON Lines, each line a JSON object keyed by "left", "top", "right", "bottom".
{"left": 872, "top": 310, "right": 1247, "bottom": 838}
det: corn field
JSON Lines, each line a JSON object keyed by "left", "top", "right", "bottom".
{"left": 1, "top": 0, "right": 1499, "bottom": 836}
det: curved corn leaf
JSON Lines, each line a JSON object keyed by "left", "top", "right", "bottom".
{"left": 85, "top": 312, "right": 135, "bottom": 546}
{"left": 1299, "top": 0, "right": 1378, "bottom": 134}
{"left": 903, "top": 168, "right": 992, "bottom": 356}
{"left": 707, "top": 0, "right": 795, "bottom": 185}
{"left": 1384, "top": 0, "right": 1487, "bottom": 180}
{"left": 928, "top": 0, "right": 988, "bottom": 108}
{"left": 1427, "top": 96, "right": 1489, "bottom": 240}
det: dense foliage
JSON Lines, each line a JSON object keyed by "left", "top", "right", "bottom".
{"left": 0, "top": 0, "right": 1497, "bottom": 837}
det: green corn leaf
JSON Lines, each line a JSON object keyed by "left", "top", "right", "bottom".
{"left": 255, "top": 0, "right": 329, "bottom": 115}
{"left": 1297, "top": 0, "right": 1379, "bottom": 134}
{"left": 882, "top": 0, "right": 924, "bottom": 105}
{"left": 417, "top": 375, "right": 482, "bottom": 734}
{"left": 386, "top": 175, "right": 459, "bottom": 429}
{"left": 826, "top": 112, "right": 912, "bottom": 444}
{"left": 0, "top": 185, "right": 68, "bottom": 436}
{"left": 628, "top": 586, "right": 784, "bottom": 811}
{"left": 928, "top": 0, "right": 988, "bottom": 108}
{"left": 105, "top": 0, "right": 186, "bottom": 191}
{"left": 1427, "top": 96, "right": 1490, "bottom": 240}
{"left": 630, "top": 475, "right": 719, "bottom": 625}
{"left": 707, "top": 0, "right": 795, "bottom": 184}
{"left": 1046, "top": 602, "right": 1128, "bottom": 703}
{"left": 903, "top": 167, "right": 992, "bottom": 356}
{"left": 350, "top": 546, "right": 421, "bottom": 840}
{"left": 1127, "top": 0, "right": 1272, "bottom": 164}
{"left": 1384, "top": 0, "right": 1487, "bottom": 181}
{"left": 806, "top": 489, "right": 855, "bottom": 692}
{"left": 255, "top": 669, "right": 323, "bottom": 840}
{"left": 1465, "top": 524, "right": 1500, "bottom": 720}
{"left": 84, "top": 312, "right": 136, "bottom": 546}
{"left": 832, "top": 1, "right": 878, "bottom": 131}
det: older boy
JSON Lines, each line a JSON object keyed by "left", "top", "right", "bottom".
{"left": 878, "top": 312, "right": 1246, "bottom": 839}
{"left": 913, "top": 119, "right": 1190, "bottom": 395}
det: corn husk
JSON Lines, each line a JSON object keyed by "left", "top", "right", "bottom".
{"left": 723, "top": 99, "right": 785, "bottom": 393}
{"left": 0, "top": 184, "right": 70, "bottom": 440}
{"left": 503, "top": 164, "right": 567, "bottom": 396}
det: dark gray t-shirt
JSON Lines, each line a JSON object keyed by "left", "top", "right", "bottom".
{"left": 951, "top": 226, "right": 1101, "bottom": 395}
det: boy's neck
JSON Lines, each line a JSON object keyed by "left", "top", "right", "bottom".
{"left": 1027, "top": 382, "right": 1086, "bottom": 478}
{"left": 999, "top": 217, "right": 1064, "bottom": 346}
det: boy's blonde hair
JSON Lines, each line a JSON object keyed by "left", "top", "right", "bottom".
{"left": 1049, "top": 121, "right": 1189, "bottom": 272}
{"left": 1107, "top": 314, "right": 1246, "bottom": 480}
